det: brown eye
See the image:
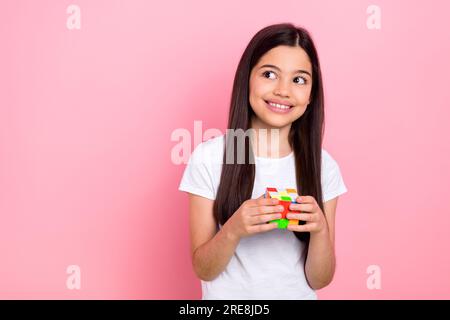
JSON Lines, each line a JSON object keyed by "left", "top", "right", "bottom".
{"left": 262, "top": 71, "right": 276, "bottom": 79}
{"left": 294, "top": 76, "right": 307, "bottom": 85}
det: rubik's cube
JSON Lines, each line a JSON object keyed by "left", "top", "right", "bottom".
{"left": 264, "top": 187, "right": 303, "bottom": 229}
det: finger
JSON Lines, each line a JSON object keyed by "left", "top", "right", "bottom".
{"left": 286, "top": 212, "right": 316, "bottom": 222}
{"left": 287, "top": 223, "right": 317, "bottom": 232}
{"left": 249, "top": 213, "right": 282, "bottom": 225}
{"left": 248, "top": 221, "right": 279, "bottom": 233}
{"left": 245, "top": 193, "right": 265, "bottom": 206}
{"left": 247, "top": 195, "right": 279, "bottom": 207}
{"left": 296, "top": 195, "right": 318, "bottom": 207}
{"left": 295, "top": 195, "right": 312, "bottom": 203}
{"left": 255, "top": 196, "right": 280, "bottom": 207}
{"left": 246, "top": 205, "right": 283, "bottom": 217}
{"left": 253, "top": 204, "right": 285, "bottom": 215}
{"left": 289, "top": 203, "right": 313, "bottom": 212}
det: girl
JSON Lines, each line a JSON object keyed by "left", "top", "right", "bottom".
{"left": 178, "top": 23, "right": 348, "bottom": 300}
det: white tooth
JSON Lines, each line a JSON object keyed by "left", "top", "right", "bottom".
{"left": 269, "top": 102, "right": 290, "bottom": 109}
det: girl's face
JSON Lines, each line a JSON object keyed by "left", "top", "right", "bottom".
{"left": 249, "top": 45, "right": 313, "bottom": 129}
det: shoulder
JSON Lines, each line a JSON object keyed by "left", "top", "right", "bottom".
{"left": 202, "top": 134, "right": 225, "bottom": 153}
{"left": 320, "top": 147, "right": 348, "bottom": 202}
{"left": 189, "top": 134, "right": 225, "bottom": 166}
{"left": 321, "top": 148, "right": 341, "bottom": 172}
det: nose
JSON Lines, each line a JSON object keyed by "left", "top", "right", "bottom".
{"left": 274, "top": 79, "right": 290, "bottom": 97}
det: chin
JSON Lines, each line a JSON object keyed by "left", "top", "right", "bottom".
{"left": 260, "top": 117, "right": 292, "bottom": 128}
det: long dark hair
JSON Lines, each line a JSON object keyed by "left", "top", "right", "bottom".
{"left": 213, "top": 23, "right": 325, "bottom": 248}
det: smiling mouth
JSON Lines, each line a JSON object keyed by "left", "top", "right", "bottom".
{"left": 264, "top": 100, "right": 293, "bottom": 113}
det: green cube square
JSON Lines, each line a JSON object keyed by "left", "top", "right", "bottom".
{"left": 277, "top": 219, "right": 289, "bottom": 229}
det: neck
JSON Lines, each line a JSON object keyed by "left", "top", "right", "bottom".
{"left": 250, "top": 117, "right": 292, "bottom": 158}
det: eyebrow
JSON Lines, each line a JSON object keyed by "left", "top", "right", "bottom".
{"left": 259, "top": 64, "right": 312, "bottom": 77}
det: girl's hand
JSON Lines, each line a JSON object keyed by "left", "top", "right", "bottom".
{"left": 224, "top": 195, "right": 284, "bottom": 240}
{"left": 286, "top": 196, "right": 328, "bottom": 235}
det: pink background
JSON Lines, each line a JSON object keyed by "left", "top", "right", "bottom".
{"left": 1, "top": 0, "right": 450, "bottom": 299}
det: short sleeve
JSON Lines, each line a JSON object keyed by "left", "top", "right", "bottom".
{"left": 322, "top": 151, "right": 348, "bottom": 203}
{"left": 178, "top": 142, "right": 216, "bottom": 200}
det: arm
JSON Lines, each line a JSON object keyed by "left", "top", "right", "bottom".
{"left": 304, "top": 197, "right": 338, "bottom": 290}
{"left": 189, "top": 193, "right": 240, "bottom": 281}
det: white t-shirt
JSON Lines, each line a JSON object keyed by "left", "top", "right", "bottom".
{"left": 178, "top": 134, "right": 348, "bottom": 300}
